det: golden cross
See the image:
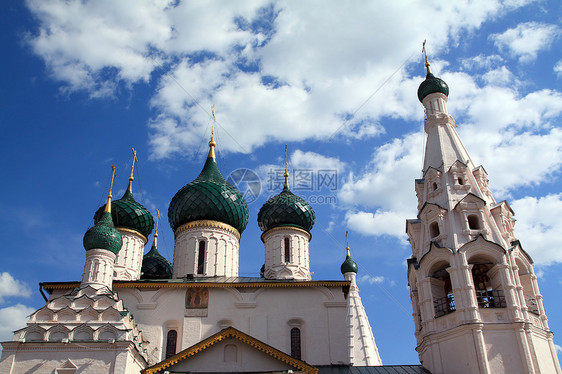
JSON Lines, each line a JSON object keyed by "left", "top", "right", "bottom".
{"left": 155, "top": 209, "right": 160, "bottom": 235}
{"left": 109, "top": 166, "right": 116, "bottom": 197}
{"left": 129, "top": 148, "right": 138, "bottom": 180}
{"left": 284, "top": 145, "right": 289, "bottom": 187}
{"left": 346, "top": 230, "right": 350, "bottom": 250}
{"left": 211, "top": 104, "right": 216, "bottom": 138}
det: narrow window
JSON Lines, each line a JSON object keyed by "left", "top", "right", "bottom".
{"left": 430, "top": 222, "right": 440, "bottom": 238}
{"left": 467, "top": 215, "right": 480, "bottom": 230}
{"left": 284, "top": 237, "right": 291, "bottom": 263}
{"left": 224, "top": 344, "right": 237, "bottom": 362}
{"left": 165, "top": 330, "right": 177, "bottom": 359}
{"left": 432, "top": 182, "right": 438, "bottom": 191}
{"left": 290, "top": 327, "right": 301, "bottom": 359}
{"left": 457, "top": 177, "right": 464, "bottom": 185}
{"left": 197, "top": 241, "right": 206, "bottom": 275}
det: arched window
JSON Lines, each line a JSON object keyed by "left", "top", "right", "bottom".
{"left": 430, "top": 222, "right": 440, "bottom": 238}
{"left": 197, "top": 241, "right": 206, "bottom": 275}
{"left": 457, "top": 177, "right": 464, "bottom": 185}
{"left": 284, "top": 237, "right": 291, "bottom": 263}
{"left": 467, "top": 215, "right": 481, "bottom": 230}
{"left": 470, "top": 262, "right": 506, "bottom": 309}
{"left": 224, "top": 344, "right": 237, "bottom": 362}
{"left": 432, "top": 182, "right": 438, "bottom": 191}
{"left": 165, "top": 330, "right": 177, "bottom": 359}
{"left": 429, "top": 263, "right": 455, "bottom": 317}
{"left": 290, "top": 327, "right": 301, "bottom": 359}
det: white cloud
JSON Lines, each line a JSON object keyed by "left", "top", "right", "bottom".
{"left": 555, "top": 60, "right": 562, "bottom": 78}
{"left": 555, "top": 344, "right": 562, "bottom": 354}
{"left": 510, "top": 194, "right": 562, "bottom": 266}
{"left": 24, "top": 0, "right": 538, "bottom": 158}
{"left": 0, "top": 273, "right": 31, "bottom": 303}
{"left": 358, "top": 274, "right": 384, "bottom": 285}
{"left": 346, "top": 210, "right": 408, "bottom": 243}
{"left": 0, "top": 304, "right": 35, "bottom": 342}
{"left": 290, "top": 150, "right": 345, "bottom": 172}
{"left": 490, "top": 22, "right": 560, "bottom": 63}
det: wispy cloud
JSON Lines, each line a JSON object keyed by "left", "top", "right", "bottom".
{"left": 0, "top": 273, "right": 31, "bottom": 304}
{"left": 490, "top": 22, "right": 560, "bottom": 63}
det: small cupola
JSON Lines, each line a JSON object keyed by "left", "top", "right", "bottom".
{"left": 141, "top": 210, "right": 172, "bottom": 280}
{"left": 168, "top": 123, "right": 248, "bottom": 235}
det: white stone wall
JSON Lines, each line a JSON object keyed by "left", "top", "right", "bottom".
{"left": 262, "top": 227, "right": 311, "bottom": 280}
{"left": 0, "top": 342, "right": 145, "bottom": 374}
{"left": 173, "top": 222, "right": 239, "bottom": 278}
{"left": 113, "top": 229, "right": 146, "bottom": 280}
{"left": 116, "top": 284, "right": 351, "bottom": 366}
{"left": 81, "top": 249, "right": 116, "bottom": 289}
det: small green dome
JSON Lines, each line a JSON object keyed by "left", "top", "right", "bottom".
{"left": 257, "top": 185, "right": 315, "bottom": 232}
{"left": 141, "top": 241, "right": 172, "bottom": 279}
{"left": 417, "top": 72, "right": 449, "bottom": 102}
{"left": 83, "top": 211, "right": 123, "bottom": 254}
{"left": 168, "top": 157, "right": 249, "bottom": 233}
{"left": 94, "top": 188, "right": 154, "bottom": 238}
{"left": 341, "top": 255, "right": 358, "bottom": 274}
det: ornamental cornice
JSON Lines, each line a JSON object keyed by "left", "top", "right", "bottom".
{"left": 261, "top": 225, "right": 312, "bottom": 242}
{"left": 117, "top": 228, "right": 148, "bottom": 244}
{"left": 175, "top": 220, "right": 240, "bottom": 240}
{"left": 42, "top": 280, "right": 350, "bottom": 291}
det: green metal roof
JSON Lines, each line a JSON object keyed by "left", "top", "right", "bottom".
{"left": 417, "top": 72, "right": 449, "bottom": 102}
{"left": 141, "top": 242, "right": 172, "bottom": 280}
{"left": 83, "top": 211, "right": 123, "bottom": 254}
{"left": 168, "top": 156, "right": 249, "bottom": 234}
{"left": 94, "top": 188, "right": 154, "bottom": 238}
{"left": 340, "top": 255, "right": 358, "bottom": 274}
{"left": 257, "top": 185, "right": 315, "bottom": 232}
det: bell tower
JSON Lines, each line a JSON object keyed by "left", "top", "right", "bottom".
{"left": 406, "top": 46, "right": 562, "bottom": 374}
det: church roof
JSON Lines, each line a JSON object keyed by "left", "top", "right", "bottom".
{"left": 168, "top": 155, "right": 249, "bottom": 234}
{"left": 317, "top": 365, "right": 430, "bottom": 373}
{"left": 83, "top": 211, "right": 122, "bottom": 254}
{"left": 94, "top": 188, "right": 154, "bottom": 239}
{"left": 257, "top": 184, "right": 315, "bottom": 233}
{"left": 40, "top": 278, "right": 350, "bottom": 295}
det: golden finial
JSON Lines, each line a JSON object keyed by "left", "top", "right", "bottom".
{"left": 346, "top": 230, "right": 351, "bottom": 256}
{"left": 208, "top": 104, "right": 217, "bottom": 159}
{"left": 105, "top": 166, "right": 116, "bottom": 213}
{"left": 284, "top": 144, "right": 289, "bottom": 189}
{"left": 128, "top": 148, "right": 138, "bottom": 192}
{"left": 422, "top": 39, "right": 431, "bottom": 74}
{"left": 153, "top": 209, "right": 160, "bottom": 247}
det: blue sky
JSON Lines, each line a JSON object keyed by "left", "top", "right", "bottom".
{"left": 1, "top": 0, "right": 562, "bottom": 365}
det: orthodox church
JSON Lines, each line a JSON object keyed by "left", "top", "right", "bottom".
{"left": 0, "top": 58, "right": 560, "bottom": 374}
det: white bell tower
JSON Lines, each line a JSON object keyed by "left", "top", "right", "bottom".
{"left": 406, "top": 50, "right": 562, "bottom": 374}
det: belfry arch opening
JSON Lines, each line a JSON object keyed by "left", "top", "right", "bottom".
{"left": 468, "top": 257, "right": 506, "bottom": 309}
{"left": 429, "top": 261, "right": 455, "bottom": 317}
{"left": 516, "top": 258, "right": 539, "bottom": 315}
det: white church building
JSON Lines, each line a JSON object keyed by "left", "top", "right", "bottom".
{"left": 0, "top": 59, "right": 560, "bottom": 374}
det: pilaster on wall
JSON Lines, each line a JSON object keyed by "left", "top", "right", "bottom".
{"left": 262, "top": 226, "right": 311, "bottom": 280}
{"left": 82, "top": 249, "right": 117, "bottom": 289}
{"left": 172, "top": 220, "right": 240, "bottom": 278}
{"left": 113, "top": 229, "right": 147, "bottom": 281}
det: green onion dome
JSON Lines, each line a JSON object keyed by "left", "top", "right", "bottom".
{"left": 417, "top": 72, "right": 449, "bottom": 103}
{"left": 141, "top": 239, "right": 172, "bottom": 280}
{"left": 257, "top": 184, "right": 315, "bottom": 233}
{"left": 83, "top": 211, "right": 123, "bottom": 254}
{"left": 93, "top": 187, "right": 154, "bottom": 239}
{"left": 341, "top": 254, "right": 358, "bottom": 274}
{"left": 168, "top": 155, "right": 249, "bottom": 234}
